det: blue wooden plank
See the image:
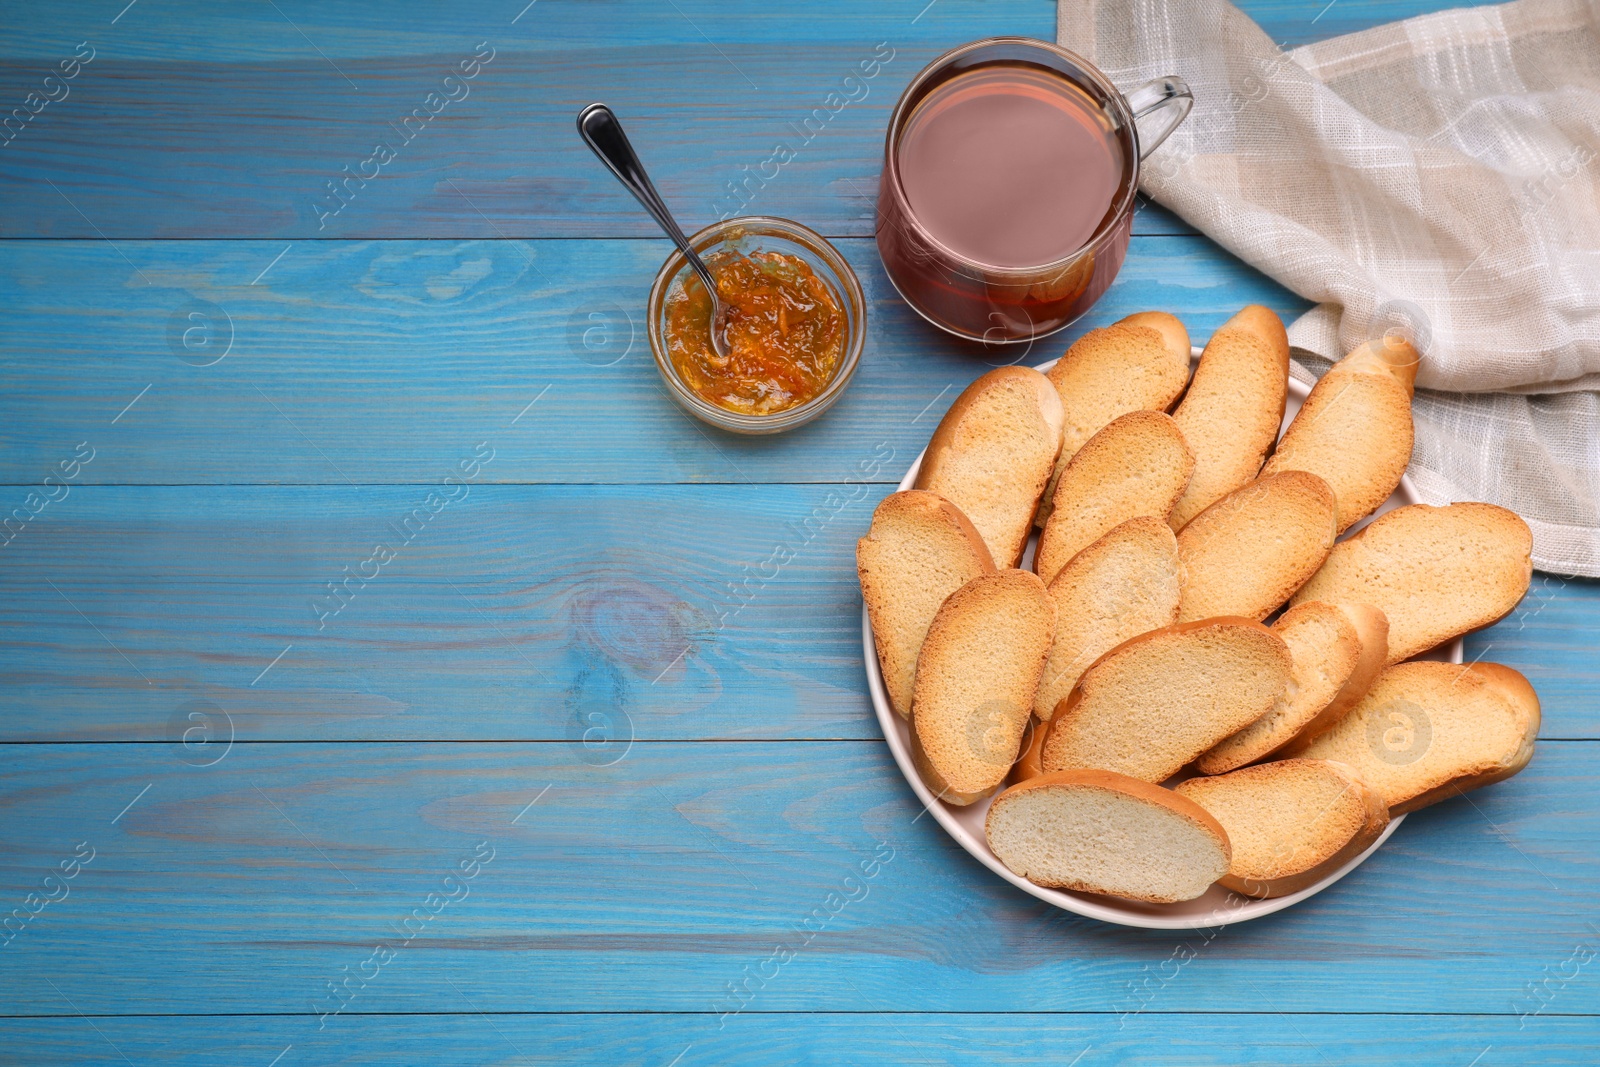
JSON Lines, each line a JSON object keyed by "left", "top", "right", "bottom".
{"left": 0, "top": 740, "right": 1595, "bottom": 1016}
{"left": 1467, "top": 571, "right": 1600, "bottom": 740}
{"left": 0, "top": 1, "right": 1052, "bottom": 239}
{"left": 0, "top": 485, "right": 1594, "bottom": 742}
{"left": 0, "top": 236, "right": 1307, "bottom": 485}
{"left": 0, "top": 484, "right": 881, "bottom": 742}
{"left": 0, "top": 0, "right": 1442, "bottom": 61}
{"left": 3, "top": 1013, "right": 1597, "bottom": 1066}
{"left": 0, "top": 0, "right": 1462, "bottom": 239}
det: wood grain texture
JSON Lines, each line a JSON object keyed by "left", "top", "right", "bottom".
{"left": 4, "top": 1014, "right": 1598, "bottom": 1066}
{"left": 0, "top": 485, "right": 1593, "bottom": 742}
{"left": 0, "top": 236, "right": 1304, "bottom": 485}
{"left": 0, "top": 0, "right": 1460, "bottom": 241}
{"left": 0, "top": 741, "right": 1595, "bottom": 1016}
{"left": 0, "top": 0, "right": 1057, "bottom": 239}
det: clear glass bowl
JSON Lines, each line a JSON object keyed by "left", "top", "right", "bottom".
{"left": 647, "top": 216, "right": 866, "bottom": 435}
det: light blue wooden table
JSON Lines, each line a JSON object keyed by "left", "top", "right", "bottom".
{"left": 2, "top": 1, "right": 1596, "bottom": 1062}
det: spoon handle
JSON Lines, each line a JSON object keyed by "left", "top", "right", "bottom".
{"left": 576, "top": 103, "right": 718, "bottom": 294}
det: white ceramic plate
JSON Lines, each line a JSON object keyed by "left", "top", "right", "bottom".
{"left": 862, "top": 346, "right": 1462, "bottom": 929}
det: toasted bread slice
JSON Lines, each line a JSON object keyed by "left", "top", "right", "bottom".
{"left": 1046, "top": 312, "right": 1192, "bottom": 461}
{"left": 858, "top": 491, "right": 996, "bottom": 718}
{"left": 1010, "top": 715, "right": 1050, "bottom": 785}
{"left": 1291, "top": 502, "right": 1533, "bottom": 663}
{"left": 1174, "top": 758, "right": 1389, "bottom": 898}
{"left": 1169, "top": 306, "right": 1290, "bottom": 529}
{"left": 1262, "top": 338, "right": 1421, "bottom": 533}
{"left": 1340, "top": 335, "right": 1422, "bottom": 392}
{"left": 1290, "top": 661, "right": 1540, "bottom": 813}
{"left": 1176, "top": 471, "right": 1337, "bottom": 623}
{"left": 915, "top": 367, "right": 1064, "bottom": 567}
{"left": 1039, "top": 312, "right": 1191, "bottom": 522}
{"left": 1035, "top": 411, "right": 1194, "bottom": 585}
{"left": 986, "top": 769, "right": 1230, "bottom": 902}
{"left": 1035, "top": 516, "right": 1181, "bottom": 720}
{"left": 1041, "top": 618, "right": 1292, "bottom": 783}
{"left": 1197, "top": 601, "right": 1388, "bottom": 774}
{"left": 909, "top": 570, "right": 1055, "bottom": 805}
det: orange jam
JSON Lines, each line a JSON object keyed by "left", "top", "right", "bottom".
{"left": 664, "top": 248, "right": 846, "bottom": 415}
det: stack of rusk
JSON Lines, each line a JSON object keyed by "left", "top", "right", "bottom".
{"left": 858, "top": 309, "right": 1536, "bottom": 904}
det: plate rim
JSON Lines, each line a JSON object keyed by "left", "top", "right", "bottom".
{"left": 861, "top": 347, "right": 1459, "bottom": 929}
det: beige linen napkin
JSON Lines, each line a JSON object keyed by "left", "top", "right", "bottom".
{"left": 1061, "top": 0, "right": 1600, "bottom": 576}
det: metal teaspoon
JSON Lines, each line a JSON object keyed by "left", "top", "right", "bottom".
{"left": 576, "top": 102, "right": 732, "bottom": 359}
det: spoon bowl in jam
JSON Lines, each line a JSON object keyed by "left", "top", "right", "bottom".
{"left": 648, "top": 217, "right": 866, "bottom": 434}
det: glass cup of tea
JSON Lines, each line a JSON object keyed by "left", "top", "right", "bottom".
{"left": 876, "top": 37, "right": 1192, "bottom": 345}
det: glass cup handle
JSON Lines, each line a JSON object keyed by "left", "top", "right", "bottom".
{"left": 1124, "top": 76, "right": 1194, "bottom": 161}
